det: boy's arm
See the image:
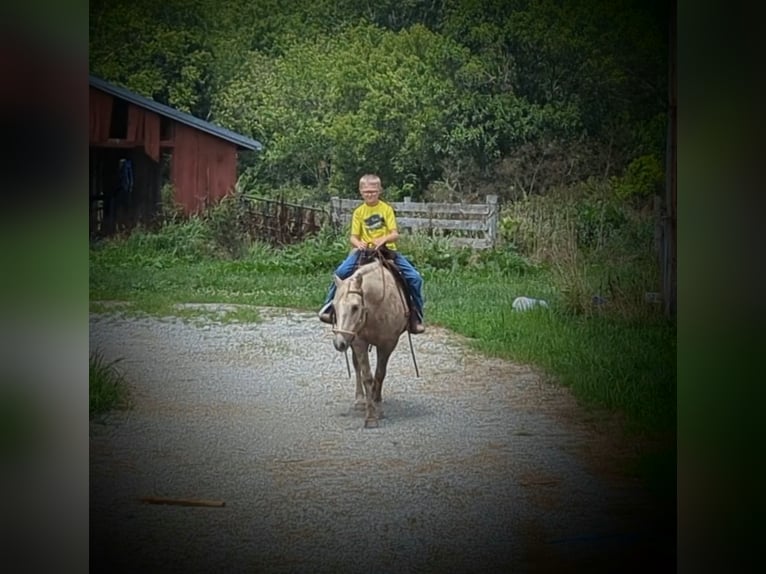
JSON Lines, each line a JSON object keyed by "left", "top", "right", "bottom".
{"left": 350, "top": 210, "right": 366, "bottom": 249}
{"left": 371, "top": 205, "right": 400, "bottom": 247}
{"left": 350, "top": 234, "right": 367, "bottom": 250}
{"left": 371, "top": 229, "right": 399, "bottom": 248}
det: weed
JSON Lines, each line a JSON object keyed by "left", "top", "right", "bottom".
{"left": 89, "top": 350, "right": 130, "bottom": 418}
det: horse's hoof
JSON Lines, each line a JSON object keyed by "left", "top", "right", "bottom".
{"left": 364, "top": 419, "right": 379, "bottom": 429}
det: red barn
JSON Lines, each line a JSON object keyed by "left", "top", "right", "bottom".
{"left": 89, "top": 75, "right": 262, "bottom": 236}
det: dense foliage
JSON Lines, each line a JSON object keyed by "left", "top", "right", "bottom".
{"left": 89, "top": 0, "right": 668, "bottom": 202}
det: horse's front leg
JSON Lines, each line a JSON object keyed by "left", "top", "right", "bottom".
{"left": 352, "top": 343, "right": 377, "bottom": 428}
{"left": 372, "top": 343, "right": 396, "bottom": 419}
{"left": 351, "top": 349, "right": 365, "bottom": 410}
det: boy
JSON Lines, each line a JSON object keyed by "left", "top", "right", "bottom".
{"left": 318, "top": 174, "right": 425, "bottom": 333}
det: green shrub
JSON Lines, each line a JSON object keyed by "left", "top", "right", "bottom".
{"left": 498, "top": 179, "right": 660, "bottom": 319}
{"left": 160, "top": 183, "right": 184, "bottom": 221}
{"left": 473, "top": 246, "right": 541, "bottom": 276}
{"left": 89, "top": 351, "right": 130, "bottom": 418}
{"left": 204, "top": 193, "right": 251, "bottom": 259}
{"left": 397, "top": 233, "right": 462, "bottom": 271}
{"left": 574, "top": 195, "right": 628, "bottom": 249}
{"left": 614, "top": 154, "right": 664, "bottom": 202}
{"left": 274, "top": 225, "right": 350, "bottom": 273}
{"left": 123, "top": 218, "right": 215, "bottom": 262}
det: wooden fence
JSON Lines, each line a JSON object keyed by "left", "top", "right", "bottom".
{"left": 330, "top": 195, "right": 498, "bottom": 249}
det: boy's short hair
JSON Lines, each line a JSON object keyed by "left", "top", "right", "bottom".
{"left": 359, "top": 174, "right": 382, "bottom": 190}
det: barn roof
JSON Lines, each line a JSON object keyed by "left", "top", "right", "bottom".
{"left": 89, "top": 75, "right": 263, "bottom": 151}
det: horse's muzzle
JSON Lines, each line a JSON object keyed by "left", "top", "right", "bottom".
{"left": 333, "top": 333, "right": 351, "bottom": 352}
{"left": 332, "top": 326, "right": 358, "bottom": 351}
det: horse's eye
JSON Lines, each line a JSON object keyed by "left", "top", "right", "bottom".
{"left": 351, "top": 304, "right": 359, "bottom": 313}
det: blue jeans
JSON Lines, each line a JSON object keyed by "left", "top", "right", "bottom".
{"left": 322, "top": 251, "right": 425, "bottom": 320}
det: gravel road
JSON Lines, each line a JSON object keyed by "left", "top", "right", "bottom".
{"left": 89, "top": 305, "right": 674, "bottom": 573}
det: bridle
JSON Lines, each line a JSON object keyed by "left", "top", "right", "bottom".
{"left": 331, "top": 285, "right": 367, "bottom": 341}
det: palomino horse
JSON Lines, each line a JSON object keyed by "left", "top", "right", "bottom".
{"left": 330, "top": 253, "right": 410, "bottom": 428}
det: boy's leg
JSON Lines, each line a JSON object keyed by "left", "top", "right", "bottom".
{"left": 393, "top": 253, "right": 425, "bottom": 333}
{"left": 318, "top": 250, "right": 360, "bottom": 323}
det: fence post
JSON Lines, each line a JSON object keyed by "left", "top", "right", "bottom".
{"left": 330, "top": 196, "right": 340, "bottom": 227}
{"left": 486, "top": 194, "right": 498, "bottom": 247}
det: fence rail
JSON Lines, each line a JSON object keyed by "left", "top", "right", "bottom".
{"left": 330, "top": 195, "right": 498, "bottom": 249}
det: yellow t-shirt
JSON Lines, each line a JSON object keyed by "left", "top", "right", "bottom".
{"left": 351, "top": 200, "right": 398, "bottom": 250}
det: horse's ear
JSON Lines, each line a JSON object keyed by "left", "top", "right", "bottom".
{"left": 352, "top": 274, "right": 363, "bottom": 289}
{"left": 333, "top": 275, "right": 343, "bottom": 289}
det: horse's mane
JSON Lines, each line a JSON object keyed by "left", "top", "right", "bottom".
{"left": 338, "top": 261, "right": 388, "bottom": 299}
{"left": 351, "top": 259, "right": 386, "bottom": 279}
{"left": 349, "top": 251, "right": 408, "bottom": 298}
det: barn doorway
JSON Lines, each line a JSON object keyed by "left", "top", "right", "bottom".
{"left": 89, "top": 147, "right": 162, "bottom": 237}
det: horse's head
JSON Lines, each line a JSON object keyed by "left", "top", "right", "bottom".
{"left": 331, "top": 273, "right": 366, "bottom": 352}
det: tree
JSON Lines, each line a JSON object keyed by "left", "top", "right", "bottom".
{"left": 214, "top": 23, "right": 515, "bottom": 197}
{"left": 90, "top": 0, "right": 218, "bottom": 116}
{"left": 90, "top": 0, "right": 668, "bottom": 202}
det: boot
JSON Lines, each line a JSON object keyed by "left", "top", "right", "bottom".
{"left": 318, "top": 302, "right": 334, "bottom": 324}
{"left": 408, "top": 313, "right": 425, "bottom": 334}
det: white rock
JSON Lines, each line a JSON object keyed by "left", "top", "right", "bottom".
{"left": 512, "top": 296, "right": 549, "bottom": 311}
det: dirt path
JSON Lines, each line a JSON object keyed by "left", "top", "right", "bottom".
{"left": 89, "top": 306, "right": 673, "bottom": 573}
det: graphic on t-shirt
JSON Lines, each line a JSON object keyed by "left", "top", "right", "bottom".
{"left": 364, "top": 214, "right": 384, "bottom": 231}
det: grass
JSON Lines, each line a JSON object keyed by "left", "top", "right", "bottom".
{"left": 89, "top": 350, "right": 130, "bottom": 419}
{"left": 89, "top": 243, "right": 334, "bottom": 310}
